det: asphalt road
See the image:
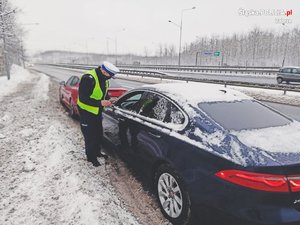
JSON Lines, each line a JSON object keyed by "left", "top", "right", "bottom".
{"left": 31, "top": 65, "right": 300, "bottom": 121}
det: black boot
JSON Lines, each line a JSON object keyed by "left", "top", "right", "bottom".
{"left": 87, "top": 158, "right": 101, "bottom": 167}
{"left": 97, "top": 152, "right": 109, "bottom": 160}
{"left": 91, "top": 160, "right": 101, "bottom": 167}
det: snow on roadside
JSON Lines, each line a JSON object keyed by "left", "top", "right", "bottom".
{"left": 31, "top": 72, "right": 49, "bottom": 100}
{"left": 0, "top": 65, "right": 139, "bottom": 225}
{"left": 0, "top": 65, "right": 34, "bottom": 100}
{"left": 1, "top": 121, "right": 138, "bottom": 225}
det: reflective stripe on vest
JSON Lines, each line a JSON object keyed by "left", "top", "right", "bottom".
{"left": 77, "top": 69, "right": 109, "bottom": 115}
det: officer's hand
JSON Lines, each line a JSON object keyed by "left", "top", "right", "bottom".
{"left": 101, "top": 100, "right": 112, "bottom": 107}
{"left": 109, "top": 99, "right": 116, "bottom": 104}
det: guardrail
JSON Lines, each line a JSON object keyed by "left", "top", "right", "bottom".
{"left": 119, "top": 63, "right": 280, "bottom": 70}
{"left": 118, "top": 65, "right": 279, "bottom": 76}
{"left": 38, "top": 63, "right": 300, "bottom": 94}
{"left": 119, "top": 69, "right": 300, "bottom": 94}
{"left": 41, "top": 63, "right": 280, "bottom": 75}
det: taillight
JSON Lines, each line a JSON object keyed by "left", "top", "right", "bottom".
{"left": 109, "top": 90, "right": 127, "bottom": 97}
{"left": 287, "top": 176, "right": 300, "bottom": 192}
{"left": 216, "top": 170, "right": 289, "bottom": 192}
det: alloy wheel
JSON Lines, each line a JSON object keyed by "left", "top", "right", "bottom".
{"left": 158, "top": 172, "right": 183, "bottom": 218}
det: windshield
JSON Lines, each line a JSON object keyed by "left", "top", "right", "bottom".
{"left": 109, "top": 79, "right": 121, "bottom": 88}
{"left": 199, "top": 100, "right": 291, "bottom": 131}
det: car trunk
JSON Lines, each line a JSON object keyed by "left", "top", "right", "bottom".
{"left": 108, "top": 88, "right": 127, "bottom": 98}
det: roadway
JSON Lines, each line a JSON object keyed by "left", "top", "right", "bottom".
{"left": 31, "top": 65, "right": 300, "bottom": 121}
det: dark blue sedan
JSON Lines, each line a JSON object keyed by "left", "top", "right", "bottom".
{"left": 102, "top": 82, "right": 300, "bottom": 225}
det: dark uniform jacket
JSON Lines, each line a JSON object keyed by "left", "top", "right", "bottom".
{"left": 78, "top": 67, "right": 110, "bottom": 118}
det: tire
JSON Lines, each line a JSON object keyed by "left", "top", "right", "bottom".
{"left": 277, "top": 77, "right": 283, "bottom": 84}
{"left": 155, "top": 164, "right": 191, "bottom": 225}
{"left": 68, "top": 99, "right": 76, "bottom": 118}
{"left": 59, "top": 90, "right": 64, "bottom": 105}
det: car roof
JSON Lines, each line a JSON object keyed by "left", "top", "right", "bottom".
{"left": 142, "top": 82, "right": 252, "bottom": 105}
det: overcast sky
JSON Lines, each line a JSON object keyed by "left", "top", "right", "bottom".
{"left": 10, "top": 0, "right": 300, "bottom": 56}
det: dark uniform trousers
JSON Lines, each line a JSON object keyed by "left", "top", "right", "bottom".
{"left": 78, "top": 107, "right": 103, "bottom": 161}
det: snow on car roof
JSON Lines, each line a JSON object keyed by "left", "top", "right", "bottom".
{"left": 143, "top": 82, "right": 252, "bottom": 104}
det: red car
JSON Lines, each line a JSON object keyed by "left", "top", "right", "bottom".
{"left": 59, "top": 75, "right": 128, "bottom": 117}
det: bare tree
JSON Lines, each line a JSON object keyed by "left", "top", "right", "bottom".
{"left": 0, "top": 0, "right": 23, "bottom": 79}
{"left": 185, "top": 27, "right": 300, "bottom": 67}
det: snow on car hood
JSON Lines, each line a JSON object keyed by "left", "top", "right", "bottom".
{"left": 233, "top": 121, "right": 300, "bottom": 153}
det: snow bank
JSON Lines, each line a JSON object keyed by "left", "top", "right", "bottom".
{"left": 0, "top": 65, "right": 34, "bottom": 100}
{"left": 0, "top": 67, "right": 140, "bottom": 225}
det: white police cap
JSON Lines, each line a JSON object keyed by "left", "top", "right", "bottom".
{"left": 101, "top": 61, "right": 120, "bottom": 77}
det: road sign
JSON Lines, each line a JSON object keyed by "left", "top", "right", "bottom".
{"left": 204, "top": 52, "right": 213, "bottom": 55}
{"left": 214, "top": 51, "right": 221, "bottom": 56}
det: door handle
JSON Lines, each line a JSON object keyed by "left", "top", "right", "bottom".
{"left": 148, "top": 132, "right": 161, "bottom": 139}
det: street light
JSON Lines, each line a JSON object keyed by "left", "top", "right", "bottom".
{"left": 281, "top": 23, "right": 289, "bottom": 67}
{"left": 21, "top": 23, "right": 39, "bottom": 26}
{"left": 114, "top": 28, "right": 125, "bottom": 65}
{"left": 107, "top": 28, "right": 125, "bottom": 65}
{"left": 169, "top": 6, "right": 196, "bottom": 66}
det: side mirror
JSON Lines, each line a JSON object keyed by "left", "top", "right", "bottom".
{"left": 59, "top": 81, "right": 66, "bottom": 86}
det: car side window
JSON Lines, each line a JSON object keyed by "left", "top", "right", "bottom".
{"left": 292, "top": 68, "right": 299, "bottom": 74}
{"left": 71, "top": 77, "right": 79, "bottom": 86}
{"left": 139, "top": 93, "right": 168, "bottom": 121}
{"left": 282, "top": 68, "right": 292, "bottom": 73}
{"left": 116, "top": 91, "right": 144, "bottom": 111}
{"left": 164, "top": 103, "right": 185, "bottom": 125}
{"left": 66, "top": 77, "right": 74, "bottom": 86}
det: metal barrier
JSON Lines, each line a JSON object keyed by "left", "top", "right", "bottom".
{"left": 38, "top": 63, "right": 300, "bottom": 94}
{"left": 41, "top": 63, "right": 280, "bottom": 75}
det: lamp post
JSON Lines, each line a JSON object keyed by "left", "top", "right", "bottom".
{"left": 281, "top": 23, "right": 289, "bottom": 67}
{"left": 195, "top": 51, "right": 201, "bottom": 66}
{"left": 107, "top": 28, "right": 125, "bottom": 66}
{"left": 169, "top": 6, "right": 195, "bottom": 66}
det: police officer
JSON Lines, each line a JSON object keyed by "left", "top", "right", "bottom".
{"left": 77, "top": 61, "right": 119, "bottom": 167}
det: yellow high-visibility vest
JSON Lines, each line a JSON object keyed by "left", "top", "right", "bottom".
{"left": 77, "top": 69, "right": 109, "bottom": 115}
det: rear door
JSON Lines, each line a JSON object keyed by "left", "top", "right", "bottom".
{"left": 132, "top": 92, "right": 171, "bottom": 165}
{"left": 70, "top": 76, "right": 80, "bottom": 103}
{"left": 291, "top": 68, "right": 300, "bottom": 82}
{"left": 283, "top": 68, "right": 293, "bottom": 81}
{"left": 128, "top": 92, "right": 188, "bottom": 170}
{"left": 61, "top": 76, "right": 74, "bottom": 104}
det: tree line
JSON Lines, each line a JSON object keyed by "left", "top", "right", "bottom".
{"left": 36, "top": 26, "right": 300, "bottom": 67}
{"left": 0, "top": 0, "right": 24, "bottom": 79}
{"left": 182, "top": 27, "right": 300, "bottom": 67}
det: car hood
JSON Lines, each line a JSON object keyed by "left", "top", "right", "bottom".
{"left": 232, "top": 121, "right": 300, "bottom": 166}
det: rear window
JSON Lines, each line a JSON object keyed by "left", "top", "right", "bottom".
{"left": 198, "top": 100, "right": 291, "bottom": 131}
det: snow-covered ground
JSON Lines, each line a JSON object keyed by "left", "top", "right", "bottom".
{"left": 0, "top": 65, "right": 168, "bottom": 225}
{"left": 2, "top": 65, "right": 299, "bottom": 225}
